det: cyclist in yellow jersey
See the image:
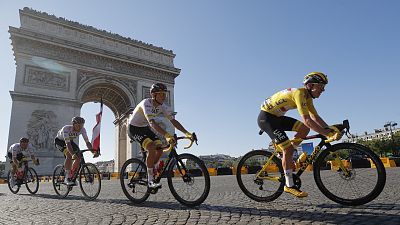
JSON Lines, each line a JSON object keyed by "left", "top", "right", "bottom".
{"left": 258, "top": 72, "right": 342, "bottom": 198}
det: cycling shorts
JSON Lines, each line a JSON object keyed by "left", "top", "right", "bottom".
{"left": 128, "top": 125, "right": 161, "bottom": 150}
{"left": 54, "top": 137, "right": 80, "bottom": 157}
{"left": 257, "top": 110, "right": 303, "bottom": 150}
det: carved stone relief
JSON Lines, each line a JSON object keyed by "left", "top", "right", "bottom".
{"left": 24, "top": 65, "right": 70, "bottom": 91}
{"left": 26, "top": 110, "right": 59, "bottom": 151}
{"left": 13, "top": 37, "right": 176, "bottom": 84}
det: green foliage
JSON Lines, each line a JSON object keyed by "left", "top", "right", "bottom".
{"left": 356, "top": 132, "right": 400, "bottom": 156}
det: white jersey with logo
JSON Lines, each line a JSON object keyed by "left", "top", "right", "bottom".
{"left": 129, "top": 98, "right": 174, "bottom": 127}
{"left": 9, "top": 143, "right": 35, "bottom": 158}
{"left": 56, "top": 125, "right": 89, "bottom": 143}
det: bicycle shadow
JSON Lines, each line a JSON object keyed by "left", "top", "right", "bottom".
{"left": 27, "top": 193, "right": 97, "bottom": 201}
{"left": 107, "top": 200, "right": 400, "bottom": 224}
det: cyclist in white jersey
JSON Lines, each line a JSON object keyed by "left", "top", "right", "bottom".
{"left": 128, "top": 83, "right": 193, "bottom": 188}
{"left": 8, "top": 137, "right": 39, "bottom": 187}
{"left": 54, "top": 116, "right": 95, "bottom": 185}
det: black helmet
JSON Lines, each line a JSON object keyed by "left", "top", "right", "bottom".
{"left": 72, "top": 116, "right": 85, "bottom": 124}
{"left": 150, "top": 83, "right": 167, "bottom": 94}
{"left": 19, "top": 137, "right": 29, "bottom": 143}
{"left": 303, "top": 72, "right": 328, "bottom": 85}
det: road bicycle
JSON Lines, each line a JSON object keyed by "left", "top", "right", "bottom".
{"left": 7, "top": 158, "right": 40, "bottom": 194}
{"left": 52, "top": 149, "right": 101, "bottom": 200}
{"left": 236, "top": 120, "right": 386, "bottom": 206}
{"left": 120, "top": 133, "right": 210, "bottom": 207}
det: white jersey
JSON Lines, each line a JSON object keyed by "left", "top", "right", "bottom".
{"left": 129, "top": 98, "right": 174, "bottom": 127}
{"left": 56, "top": 125, "right": 89, "bottom": 143}
{"left": 9, "top": 143, "right": 35, "bottom": 158}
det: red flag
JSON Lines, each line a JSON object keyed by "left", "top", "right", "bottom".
{"left": 92, "top": 99, "right": 103, "bottom": 153}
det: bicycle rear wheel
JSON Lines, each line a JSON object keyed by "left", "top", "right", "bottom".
{"left": 314, "top": 143, "right": 386, "bottom": 206}
{"left": 236, "top": 150, "right": 284, "bottom": 202}
{"left": 120, "top": 158, "right": 150, "bottom": 204}
{"left": 52, "top": 164, "right": 71, "bottom": 198}
{"left": 167, "top": 153, "right": 210, "bottom": 207}
{"left": 25, "top": 167, "right": 39, "bottom": 194}
{"left": 79, "top": 163, "right": 101, "bottom": 200}
{"left": 7, "top": 170, "right": 20, "bottom": 194}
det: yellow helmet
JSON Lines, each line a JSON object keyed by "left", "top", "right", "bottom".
{"left": 303, "top": 72, "right": 328, "bottom": 85}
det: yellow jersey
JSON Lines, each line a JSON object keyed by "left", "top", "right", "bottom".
{"left": 261, "top": 88, "right": 317, "bottom": 117}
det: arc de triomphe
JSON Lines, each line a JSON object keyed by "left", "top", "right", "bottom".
{"left": 7, "top": 8, "right": 180, "bottom": 174}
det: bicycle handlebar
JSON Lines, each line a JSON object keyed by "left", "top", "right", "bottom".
{"left": 162, "top": 132, "right": 198, "bottom": 152}
{"left": 304, "top": 119, "right": 351, "bottom": 142}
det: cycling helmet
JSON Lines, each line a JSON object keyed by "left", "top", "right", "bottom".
{"left": 150, "top": 83, "right": 167, "bottom": 93}
{"left": 303, "top": 72, "right": 328, "bottom": 85}
{"left": 72, "top": 116, "right": 85, "bottom": 124}
{"left": 19, "top": 137, "right": 29, "bottom": 143}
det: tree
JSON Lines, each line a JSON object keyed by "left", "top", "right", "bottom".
{"left": 356, "top": 132, "right": 400, "bottom": 157}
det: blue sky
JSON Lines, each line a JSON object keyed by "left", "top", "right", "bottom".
{"left": 1, "top": 1, "right": 399, "bottom": 163}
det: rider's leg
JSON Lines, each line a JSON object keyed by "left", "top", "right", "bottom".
{"left": 64, "top": 151, "right": 72, "bottom": 181}
{"left": 292, "top": 122, "right": 310, "bottom": 148}
{"left": 145, "top": 140, "right": 163, "bottom": 183}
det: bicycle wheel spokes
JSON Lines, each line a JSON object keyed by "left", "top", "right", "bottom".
{"left": 7, "top": 171, "right": 20, "bottom": 194}
{"left": 25, "top": 168, "right": 39, "bottom": 194}
{"left": 79, "top": 163, "right": 101, "bottom": 200}
{"left": 52, "top": 164, "right": 70, "bottom": 198}
{"left": 314, "top": 143, "right": 386, "bottom": 206}
{"left": 120, "top": 158, "right": 150, "bottom": 204}
{"left": 236, "top": 150, "right": 284, "bottom": 202}
{"left": 168, "top": 153, "right": 210, "bottom": 207}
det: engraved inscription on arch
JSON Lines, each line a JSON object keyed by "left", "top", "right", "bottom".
{"left": 24, "top": 65, "right": 70, "bottom": 91}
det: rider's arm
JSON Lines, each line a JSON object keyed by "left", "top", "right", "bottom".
{"left": 27, "top": 144, "right": 37, "bottom": 161}
{"left": 302, "top": 115, "right": 330, "bottom": 136}
{"left": 310, "top": 114, "right": 329, "bottom": 128}
{"left": 149, "top": 119, "right": 169, "bottom": 136}
{"left": 170, "top": 119, "right": 190, "bottom": 135}
{"left": 81, "top": 128, "right": 93, "bottom": 149}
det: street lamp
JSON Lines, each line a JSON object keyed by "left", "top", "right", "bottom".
{"left": 384, "top": 121, "right": 398, "bottom": 156}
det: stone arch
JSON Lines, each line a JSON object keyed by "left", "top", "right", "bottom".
{"left": 7, "top": 8, "right": 180, "bottom": 174}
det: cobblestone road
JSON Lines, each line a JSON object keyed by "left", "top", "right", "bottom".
{"left": 0, "top": 168, "right": 399, "bottom": 224}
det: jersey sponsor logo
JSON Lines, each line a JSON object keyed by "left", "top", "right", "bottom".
{"left": 273, "top": 130, "right": 286, "bottom": 142}
{"left": 133, "top": 134, "right": 143, "bottom": 142}
{"left": 275, "top": 99, "right": 287, "bottom": 105}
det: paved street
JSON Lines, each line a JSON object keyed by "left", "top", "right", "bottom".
{"left": 0, "top": 168, "right": 399, "bottom": 225}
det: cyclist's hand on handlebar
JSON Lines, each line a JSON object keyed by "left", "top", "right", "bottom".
{"left": 325, "top": 126, "right": 343, "bottom": 142}
{"left": 184, "top": 132, "right": 193, "bottom": 139}
{"left": 33, "top": 158, "right": 40, "bottom": 165}
{"left": 164, "top": 133, "right": 176, "bottom": 145}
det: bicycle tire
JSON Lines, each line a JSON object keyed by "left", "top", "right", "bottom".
{"left": 7, "top": 170, "right": 20, "bottom": 194}
{"left": 236, "top": 150, "right": 284, "bottom": 202}
{"left": 314, "top": 143, "right": 386, "bottom": 206}
{"left": 167, "top": 153, "right": 210, "bottom": 207}
{"left": 79, "top": 163, "right": 101, "bottom": 200}
{"left": 52, "top": 164, "right": 71, "bottom": 198}
{"left": 120, "top": 158, "right": 150, "bottom": 204}
{"left": 25, "top": 167, "right": 39, "bottom": 194}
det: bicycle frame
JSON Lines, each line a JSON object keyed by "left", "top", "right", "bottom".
{"left": 68, "top": 149, "right": 91, "bottom": 182}
{"left": 129, "top": 134, "right": 197, "bottom": 185}
{"left": 256, "top": 121, "right": 351, "bottom": 181}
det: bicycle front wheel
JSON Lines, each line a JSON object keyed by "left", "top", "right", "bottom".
{"left": 25, "top": 167, "right": 39, "bottom": 194}
{"left": 236, "top": 150, "right": 284, "bottom": 202}
{"left": 120, "top": 158, "right": 150, "bottom": 204}
{"left": 314, "top": 143, "right": 386, "bottom": 206}
{"left": 7, "top": 170, "right": 20, "bottom": 194}
{"left": 52, "top": 164, "right": 71, "bottom": 198}
{"left": 167, "top": 153, "right": 210, "bottom": 207}
{"left": 79, "top": 163, "right": 101, "bottom": 200}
